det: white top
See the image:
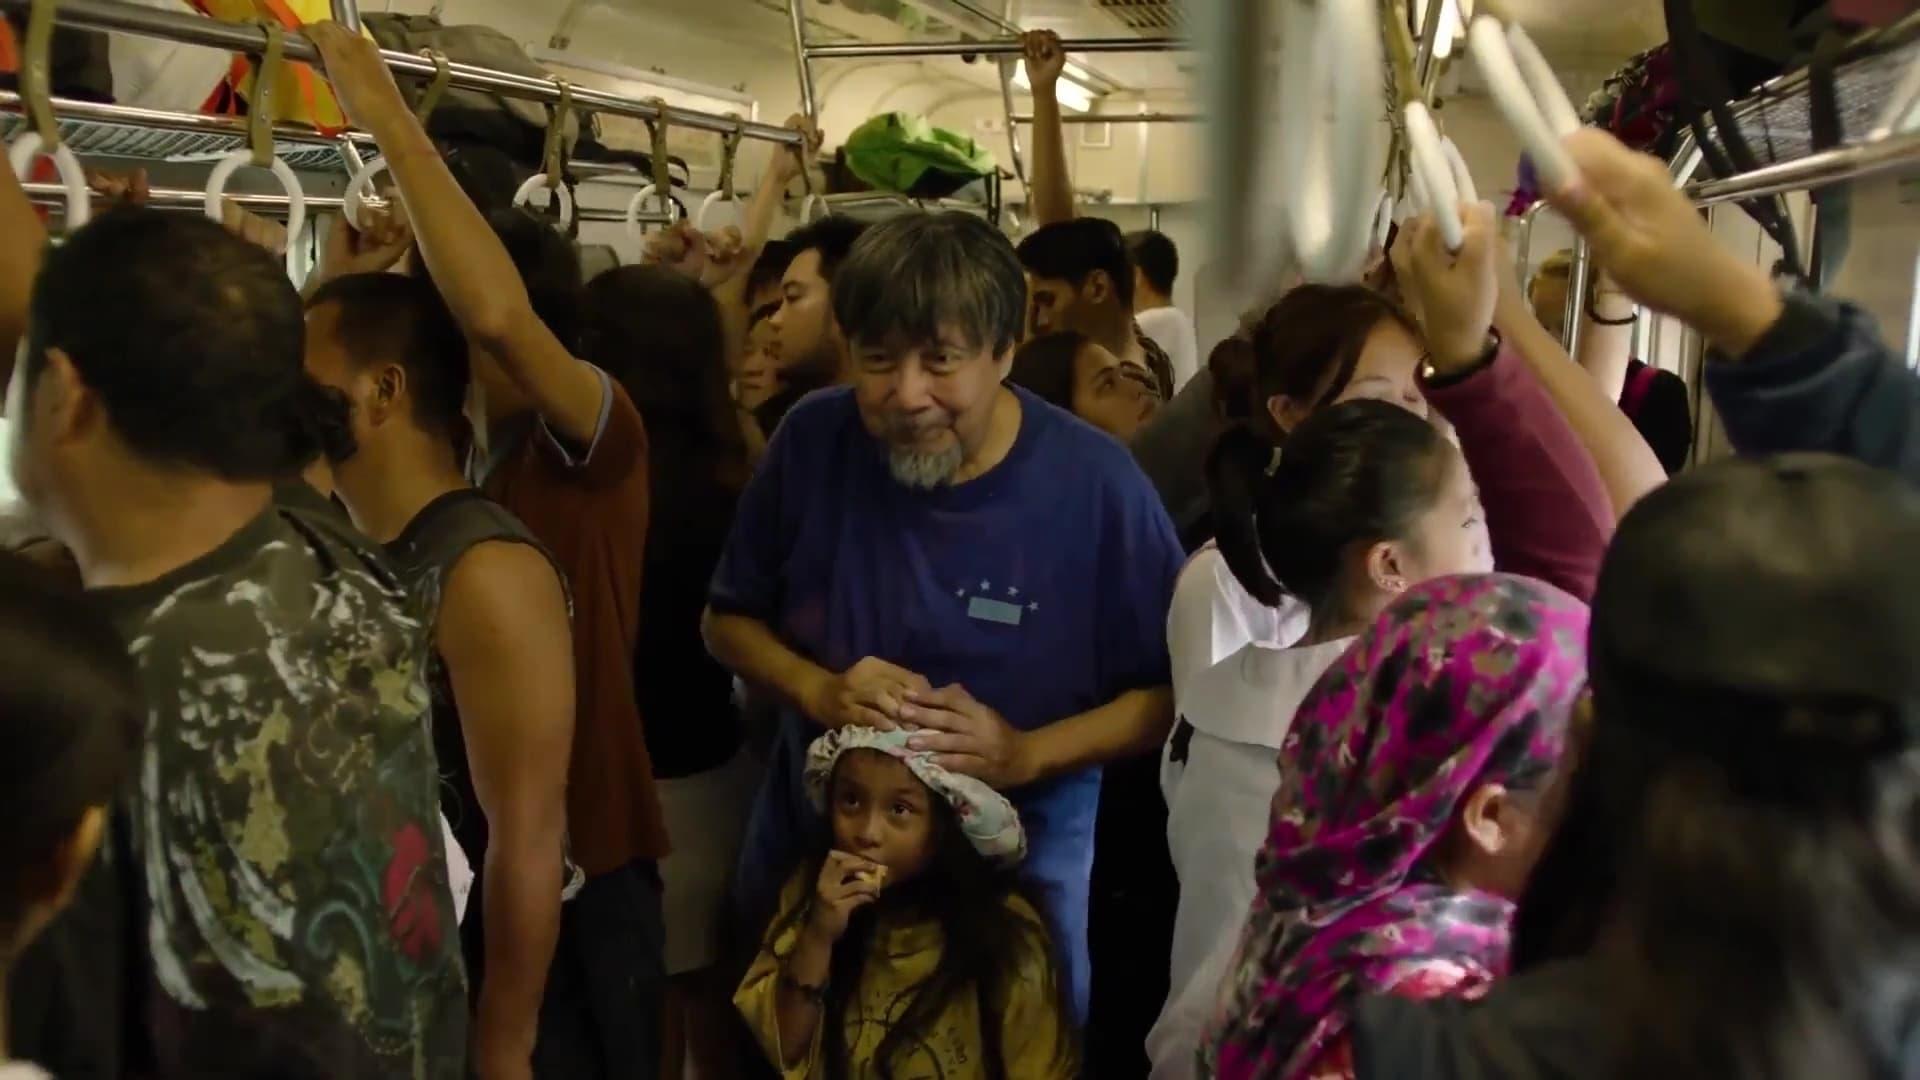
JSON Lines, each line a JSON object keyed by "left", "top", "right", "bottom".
{"left": 1153, "top": 549, "right": 1353, "bottom": 1080}
{"left": 1149, "top": 636, "right": 1355, "bottom": 1080}
{"left": 1138, "top": 305, "right": 1202, "bottom": 393}
{"left": 1167, "top": 545, "right": 1307, "bottom": 711}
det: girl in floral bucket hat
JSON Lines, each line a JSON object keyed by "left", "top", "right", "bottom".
{"left": 734, "top": 726, "right": 1077, "bottom": 1079}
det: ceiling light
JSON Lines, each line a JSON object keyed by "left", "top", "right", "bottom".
{"left": 1013, "top": 61, "right": 1094, "bottom": 113}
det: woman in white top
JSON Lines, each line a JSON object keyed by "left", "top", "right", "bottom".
{"left": 1152, "top": 399, "right": 1492, "bottom": 1079}
{"left": 1153, "top": 233, "right": 1617, "bottom": 1077}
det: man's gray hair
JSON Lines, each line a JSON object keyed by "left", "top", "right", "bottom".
{"left": 830, "top": 211, "right": 1027, "bottom": 357}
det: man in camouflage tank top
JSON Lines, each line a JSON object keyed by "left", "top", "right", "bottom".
{"left": 3, "top": 205, "right": 467, "bottom": 1077}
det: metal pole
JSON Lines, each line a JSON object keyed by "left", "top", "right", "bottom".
{"left": 787, "top": 0, "right": 818, "bottom": 124}
{"left": 804, "top": 36, "right": 1184, "bottom": 58}
{"left": 1009, "top": 111, "right": 1199, "bottom": 124}
{"left": 1564, "top": 239, "right": 1592, "bottom": 356}
{"left": 1515, "top": 201, "right": 1547, "bottom": 275}
{"left": 328, "top": 0, "right": 359, "bottom": 34}
{"left": 0, "top": 0, "right": 806, "bottom": 145}
{"left": 0, "top": 89, "right": 379, "bottom": 147}
{"left": 996, "top": 57, "right": 1028, "bottom": 195}
{"left": 1684, "top": 129, "right": 1920, "bottom": 207}
{"left": 1410, "top": 0, "right": 1447, "bottom": 99}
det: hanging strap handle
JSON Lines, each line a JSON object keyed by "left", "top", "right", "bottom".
{"left": 247, "top": 21, "right": 285, "bottom": 168}
{"left": 718, "top": 114, "right": 743, "bottom": 202}
{"left": 541, "top": 79, "right": 572, "bottom": 191}
{"left": 644, "top": 96, "right": 673, "bottom": 215}
{"left": 696, "top": 115, "right": 747, "bottom": 230}
{"left": 23, "top": 0, "right": 60, "bottom": 150}
{"left": 415, "top": 47, "right": 452, "bottom": 125}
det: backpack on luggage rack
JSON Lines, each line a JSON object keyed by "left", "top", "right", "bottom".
{"left": 362, "top": 11, "right": 581, "bottom": 170}
{"left": 0, "top": 12, "right": 114, "bottom": 103}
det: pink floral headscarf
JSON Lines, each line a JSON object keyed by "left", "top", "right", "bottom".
{"left": 1202, "top": 574, "right": 1589, "bottom": 1080}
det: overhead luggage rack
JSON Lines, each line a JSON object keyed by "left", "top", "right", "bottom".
{"left": 0, "top": 0, "right": 808, "bottom": 148}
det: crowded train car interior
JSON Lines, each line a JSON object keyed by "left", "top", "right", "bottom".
{"left": 0, "top": 0, "right": 1918, "bottom": 1078}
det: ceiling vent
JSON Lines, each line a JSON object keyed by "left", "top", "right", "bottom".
{"left": 1096, "top": 0, "right": 1182, "bottom": 33}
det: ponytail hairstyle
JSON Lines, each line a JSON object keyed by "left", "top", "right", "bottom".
{"left": 1206, "top": 399, "right": 1454, "bottom": 610}
{"left": 1207, "top": 284, "right": 1421, "bottom": 442}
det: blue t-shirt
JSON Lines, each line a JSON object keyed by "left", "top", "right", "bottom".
{"left": 711, "top": 385, "right": 1183, "bottom": 1015}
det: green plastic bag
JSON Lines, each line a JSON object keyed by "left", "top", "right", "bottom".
{"left": 843, "top": 112, "right": 997, "bottom": 199}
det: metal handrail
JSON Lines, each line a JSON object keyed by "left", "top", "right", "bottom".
{"left": 19, "top": 180, "right": 674, "bottom": 224}
{"left": 804, "top": 36, "right": 1184, "bottom": 59}
{"left": 0, "top": 0, "right": 805, "bottom": 145}
{"left": 1008, "top": 112, "right": 1198, "bottom": 124}
{"left": 1683, "top": 127, "right": 1920, "bottom": 206}
{"left": 0, "top": 92, "right": 675, "bottom": 186}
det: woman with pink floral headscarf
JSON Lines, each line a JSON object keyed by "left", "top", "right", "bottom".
{"left": 1201, "top": 574, "right": 1590, "bottom": 1080}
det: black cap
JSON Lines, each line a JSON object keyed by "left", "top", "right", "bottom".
{"left": 1591, "top": 453, "right": 1920, "bottom": 753}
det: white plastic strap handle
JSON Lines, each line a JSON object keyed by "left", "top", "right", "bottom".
{"left": 513, "top": 173, "right": 575, "bottom": 230}
{"left": 1442, "top": 136, "right": 1478, "bottom": 203}
{"left": 8, "top": 131, "right": 89, "bottom": 230}
{"left": 341, "top": 156, "right": 391, "bottom": 233}
{"left": 1276, "top": 0, "right": 1385, "bottom": 282}
{"left": 695, "top": 189, "right": 736, "bottom": 232}
{"left": 625, "top": 184, "right": 682, "bottom": 242}
{"left": 1468, "top": 17, "right": 1582, "bottom": 192}
{"left": 798, "top": 193, "right": 828, "bottom": 223}
{"left": 1405, "top": 102, "right": 1466, "bottom": 250}
{"left": 204, "top": 149, "right": 306, "bottom": 281}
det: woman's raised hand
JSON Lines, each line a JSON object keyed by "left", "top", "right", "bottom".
{"left": 1401, "top": 200, "right": 1501, "bottom": 375}
{"left": 1547, "top": 129, "right": 1783, "bottom": 355}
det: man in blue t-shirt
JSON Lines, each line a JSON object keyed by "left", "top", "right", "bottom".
{"left": 703, "top": 211, "right": 1184, "bottom": 1018}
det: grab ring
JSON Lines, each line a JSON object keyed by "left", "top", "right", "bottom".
{"left": 8, "top": 131, "right": 89, "bottom": 230}
{"left": 1405, "top": 102, "right": 1465, "bottom": 251}
{"left": 512, "top": 173, "right": 575, "bottom": 229}
{"left": 1441, "top": 136, "right": 1478, "bottom": 204}
{"left": 799, "top": 193, "right": 828, "bottom": 222}
{"left": 341, "top": 156, "right": 391, "bottom": 233}
{"left": 695, "top": 189, "right": 736, "bottom": 232}
{"left": 1372, "top": 189, "right": 1395, "bottom": 251}
{"left": 1276, "top": 0, "right": 1385, "bottom": 282}
{"left": 1468, "top": 17, "right": 1581, "bottom": 192}
{"left": 204, "top": 148, "right": 305, "bottom": 280}
{"left": 625, "top": 184, "right": 682, "bottom": 241}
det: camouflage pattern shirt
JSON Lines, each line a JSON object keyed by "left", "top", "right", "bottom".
{"left": 93, "top": 495, "right": 469, "bottom": 1078}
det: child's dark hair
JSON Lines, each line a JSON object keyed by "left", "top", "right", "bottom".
{"left": 1206, "top": 398, "right": 1454, "bottom": 609}
{"left": 783, "top": 761, "right": 1076, "bottom": 1080}
{"left": 0, "top": 551, "right": 142, "bottom": 937}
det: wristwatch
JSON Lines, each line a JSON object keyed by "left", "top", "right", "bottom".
{"left": 1420, "top": 332, "right": 1500, "bottom": 388}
